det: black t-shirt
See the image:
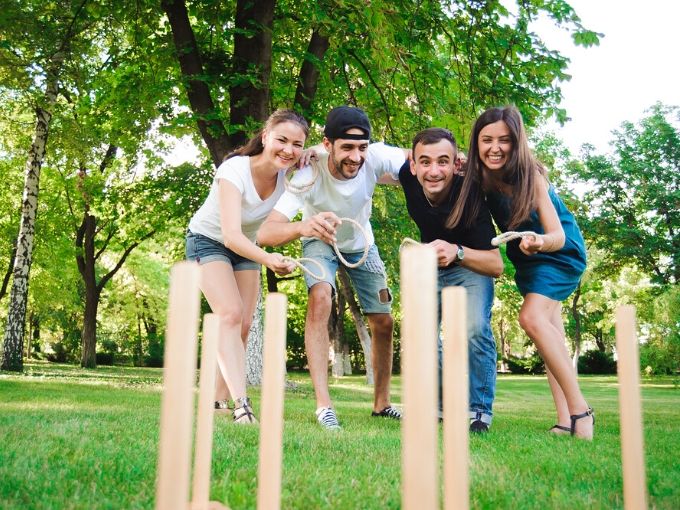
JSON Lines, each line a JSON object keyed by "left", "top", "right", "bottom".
{"left": 398, "top": 161, "right": 495, "bottom": 262}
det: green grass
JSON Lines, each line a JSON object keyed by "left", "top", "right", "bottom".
{"left": 1, "top": 362, "right": 678, "bottom": 509}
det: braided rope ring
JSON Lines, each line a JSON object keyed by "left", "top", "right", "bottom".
{"left": 399, "top": 237, "right": 421, "bottom": 252}
{"left": 284, "top": 162, "right": 320, "bottom": 194}
{"left": 491, "top": 231, "right": 538, "bottom": 247}
{"left": 333, "top": 217, "right": 370, "bottom": 268}
{"left": 282, "top": 256, "right": 326, "bottom": 281}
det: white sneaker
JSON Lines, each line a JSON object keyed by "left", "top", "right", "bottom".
{"left": 315, "top": 406, "right": 341, "bottom": 430}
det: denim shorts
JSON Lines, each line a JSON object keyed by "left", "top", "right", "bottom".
{"left": 301, "top": 238, "right": 392, "bottom": 314}
{"left": 185, "top": 230, "right": 260, "bottom": 271}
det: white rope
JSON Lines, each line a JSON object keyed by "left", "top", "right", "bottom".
{"left": 280, "top": 217, "right": 370, "bottom": 281}
{"left": 282, "top": 256, "right": 326, "bottom": 281}
{"left": 399, "top": 237, "right": 421, "bottom": 252}
{"left": 491, "top": 231, "right": 538, "bottom": 247}
{"left": 333, "top": 217, "right": 369, "bottom": 269}
{"left": 284, "top": 163, "right": 319, "bottom": 194}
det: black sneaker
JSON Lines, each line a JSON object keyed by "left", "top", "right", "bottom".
{"left": 371, "top": 406, "right": 402, "bottom": 420}
{"left": 469, "top": 419, "right": 490, "bottom": 433}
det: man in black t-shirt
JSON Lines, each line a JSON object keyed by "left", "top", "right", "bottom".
{"left": 398, "top": 128, "right": 502, "bottom": 433}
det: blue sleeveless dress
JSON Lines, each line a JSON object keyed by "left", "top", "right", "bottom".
{"left": 486, "top": 186, "right": 586, "bottom": 301}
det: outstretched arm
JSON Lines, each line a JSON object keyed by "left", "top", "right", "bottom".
{"left": 219, "top": 181, "right": 295, "bottom": 275}
{"left": 519, "top": 175, "right": 565, "bottom": 255}
{"left": 428, "top": 239, "right": 503, "bottom": 277}
{"left": 257, "top": 210, "right": 341, "bottom": 247}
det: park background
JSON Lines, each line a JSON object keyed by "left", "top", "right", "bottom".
{"left": 0, "top": 1, "right": 678, "bottom": 509}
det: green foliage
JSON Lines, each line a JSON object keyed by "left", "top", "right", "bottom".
{"left": 577, "top": 350, "right": 616, "bottom": 374}
{"left": 576, "top": 103, "right": 680, "bottom": 286}
{"left": 504, "top": 353, "right": 545, "bottom": 374}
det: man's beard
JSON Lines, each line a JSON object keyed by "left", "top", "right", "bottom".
{"left": 330, "top": 151, "right": 365, "bottom": 180}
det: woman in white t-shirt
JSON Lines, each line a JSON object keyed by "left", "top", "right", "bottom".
{"left": 186, "top": 109, "right": 307, "bottom": 423}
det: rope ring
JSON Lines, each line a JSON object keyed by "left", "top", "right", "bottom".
{"left": 399, "top": 237, "right": 421, "bottom": 252}
{"left": 282, "top": 256, "right": 326, "bottom": 281}
{"left": 284, "top": 163, "right": 319, "bottom": 194}
{"left": 333, "top": 217, "right": 370, "bottom": 269}
{"left": 491, "top": 231, "right": 538, "bottom": 247}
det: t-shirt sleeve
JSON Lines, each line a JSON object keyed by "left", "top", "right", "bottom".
{"left": 215, "top": 157, "right": 246, "bottom": 194}
{"left": 397, "top": 159, "right": 412, "bottom": 186}
{"left": 369, "top": 142, "right": 406, "bottom": 180}
{"left": 273, "top": 189, "right": 304, "bottom": 220}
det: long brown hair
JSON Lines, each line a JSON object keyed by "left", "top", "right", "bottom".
{"left": 225, "top": 109, "right": 309, "bottom": 160}
{"left": 446, "top": 105, "right": 545, "bottom": 230}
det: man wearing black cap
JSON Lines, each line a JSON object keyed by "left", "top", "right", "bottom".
{"left": 258, "top": 106, "right": 406, "bottom": 430}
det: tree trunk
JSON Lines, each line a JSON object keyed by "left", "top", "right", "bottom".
{"left": 229, "top": 0, "right": 275, "bottom": 147}
{"left": 0, "top": 243, "right": 17, "bottom": 302}
{"left": 161, "top": 0, "right": 231, "bottom": 166}
{"left": 2, "top": 62, "right": 59, "bottom": 371}
{"left": 245, "top": 285, "right": 265, "bottom": 385}
{"left": 338, "top": 267, "right": 373, "bottom": 385}
{"left": 77, "top": 214, "right": 99, "bottom": 368}
{"left": 330, "top": 283, "right": 346, "bottom": 377}
{"left": 294, "top": 28, "right": 330, "bottom": 116}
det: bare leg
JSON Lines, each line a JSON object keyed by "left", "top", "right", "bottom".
{"left": 367, "top": 312, "right": 394, "bottom": 412}
{"left": 546, "top": 307, "right": 570, "bottom": 432}
{"left": 199, "top": 262, "right": 259, "bottom": 403}
{"left": 519, "top": 293, "right": 593, "bottom": 439}
{"left": 305, "top": 283, "right": 334, "bottom": 409}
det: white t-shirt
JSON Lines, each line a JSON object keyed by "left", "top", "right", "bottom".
{"left": 188, "top": 155, "right": 286, "bottom": 243}
{"left": 274, "top": 143, "right": 404, "bottom": 252}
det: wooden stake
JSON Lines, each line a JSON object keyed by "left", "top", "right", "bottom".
{"left": 442, "top": 286, "right": 469, "bottom": 510}
{"left": 192, "top": 314, "right": 220, "bottom": 508}
{"left": 156, "top": 262, "right": 201, "bottom": 510}
{"left": 400, "top": 245, "right": 439, "bottom": 510}
{"left": 616, "top": 305, "right": 648, "bottom": 510}
{"left": 257, "top": 293, "right": 288, "bottom": 510}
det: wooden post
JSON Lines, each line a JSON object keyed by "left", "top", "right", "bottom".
{"left": 156, "top": 262, "right": 201, "bottom": 510}
{"left": 616, "top": 305, "right": 648, "bottom": 510}
{"left": 400, "top": 245, "right": 438, "bottom": 510}
{"left": 257, "top": 293, "right": 288, "bottom": 510}
{"left": 442, "top": 286, "right": 469, "bottom": 510}
{"left": 192, "top": 314, "right": 220, "bottom": 508}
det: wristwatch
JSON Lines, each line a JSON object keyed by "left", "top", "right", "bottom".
{"left": 455, "top": 244, "right": 465, "bottom": 262}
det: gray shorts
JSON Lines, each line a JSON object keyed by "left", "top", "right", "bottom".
{"left": 301, "top": 238, "right": 392, "bottom": 314}
{"left": 185, "top": 230, "right": 259, "bottom": 271}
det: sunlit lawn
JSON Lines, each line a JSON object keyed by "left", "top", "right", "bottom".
{"left": 1, "top": 361, "right": 678, "bottom": 509}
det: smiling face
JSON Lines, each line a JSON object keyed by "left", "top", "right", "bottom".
{"left": 478, "top": 120, "right": 513, "bottom": 172}
{"left": 261, "top": 121, "right": 307, "bottom": 169}
{"left": 323, "top": 128, "right": 369, "bottom": 180}
{"left": 410, "top": 138, "right": 459, "bottom": 204}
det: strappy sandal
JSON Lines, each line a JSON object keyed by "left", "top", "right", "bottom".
{"left": 214, "top": 399, "right": 234, "bottom": 414}
{"left": 549, "top": 424, "right": 571, "bottom": 434}
{"left": 569, "top": 406, "right": 594, "bottom": 438}
{"left": 233, "top": 397, "right": 258, "bottom": 425}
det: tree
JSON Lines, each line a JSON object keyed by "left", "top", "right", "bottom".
{"left": 576, "top": 103, "right": 679, "bottom": 286}
{"left": 0, "top": 0, "right": 88, "bottom": 371}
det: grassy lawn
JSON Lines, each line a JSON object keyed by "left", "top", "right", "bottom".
{"left": 1, "top": 362, "right": 678, "bottom": 509}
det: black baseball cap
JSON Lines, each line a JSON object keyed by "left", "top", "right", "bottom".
{"left": 324, "top": 106, "right": 371, "bottom": 140}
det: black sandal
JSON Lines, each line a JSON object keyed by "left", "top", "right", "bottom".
{"left": 233, "top": 397, "right": 258, "bottom": 424}
{"left": 569, "top": 406, "right": 594, "bottom": 436}
{"left": 549, "top": 424, "right": 571, "bottom": 433}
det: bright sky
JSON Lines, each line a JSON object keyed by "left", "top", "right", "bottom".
{"left": 533, "top": 0, "right": 680, "bottom": 155}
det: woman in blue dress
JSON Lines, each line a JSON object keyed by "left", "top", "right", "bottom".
{"left": 448, "top": 106, "right": 593, "bottom": 439}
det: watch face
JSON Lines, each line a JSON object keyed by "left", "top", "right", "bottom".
{"left": 457, "top": 246, "right": 464, "bottom": 260}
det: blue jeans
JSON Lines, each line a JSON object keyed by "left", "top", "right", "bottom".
{"left": 437, "top": 265, "right": 496, "bottom": 424}
{"left": 301, "top": 239, "right": 392, "bottom": 314}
